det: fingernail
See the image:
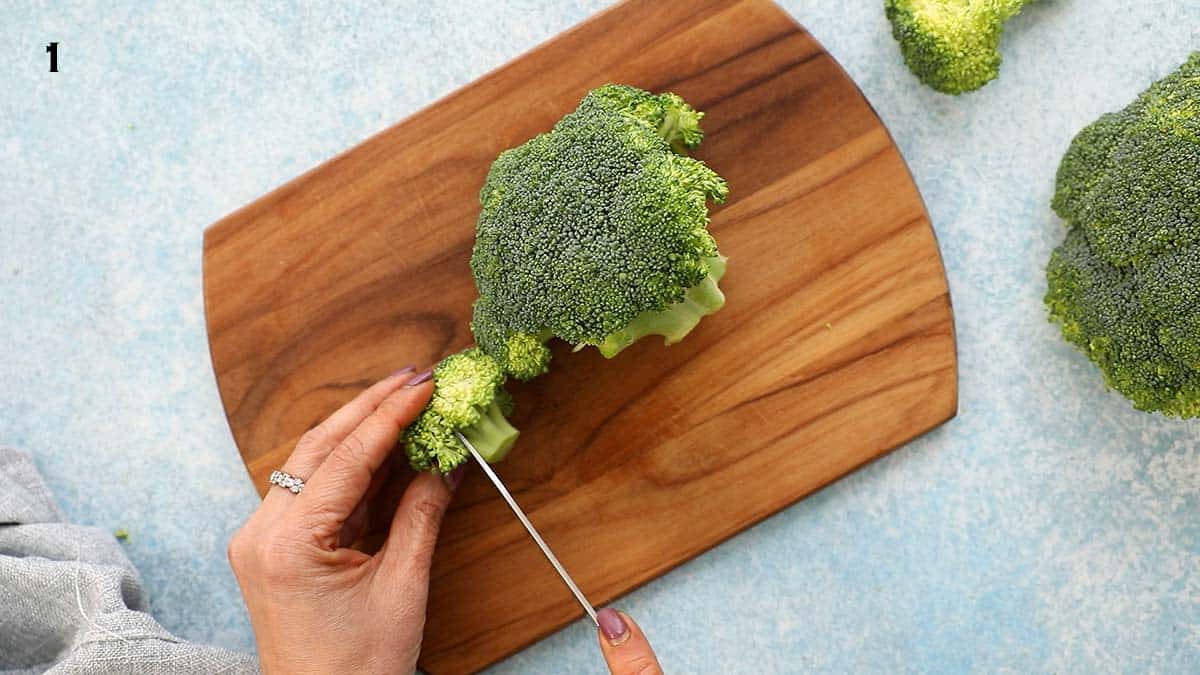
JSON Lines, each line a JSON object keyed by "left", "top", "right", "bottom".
{"left": 392, "top": 365, "right": 415, "bottom": 377}
{"left": 443, "top": 464, "right": 467, "bottom": 491}
{"left": 596, "top": 608, "right": 630, "bottom": 645}
{"left": 404, "top": 369, "right": 433, "bottom": 387}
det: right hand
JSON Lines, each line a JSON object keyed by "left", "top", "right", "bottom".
{"left": 596, "top": 608, "right": 663, "bottom": 674}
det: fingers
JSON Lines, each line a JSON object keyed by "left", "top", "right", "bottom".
{"left": 368, "top": 459, "right": 418, "bottom": 535}
{"left": 336, "top": 459, "right": 393, "bottom": 548}
{"left": 375, "top": 469, "right": 459, "bottom": 584}
{"left": 289, "top": 375, "right": 434, "bottom": 544}
{"left": 262, "top": 367, "right": 417, "bottom": 511}
{"left": 597, "top": 610, "right": 663, "bottom": 675}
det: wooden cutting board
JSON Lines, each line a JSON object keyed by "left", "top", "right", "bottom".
{"left": 203, "top": 0, "right": 957, "bottom": 671}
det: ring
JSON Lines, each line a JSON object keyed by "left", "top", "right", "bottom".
{"left": 269, "top": 469, "right": 305, "bottom": 494}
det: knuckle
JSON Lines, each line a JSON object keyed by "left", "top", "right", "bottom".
{"left": 227, "top": 527, "right": 273, "bottom": 577}
{"left": 228, "top": 525, "right": 315, "bottom": 588}
{"left": 403, "top": 496, "right": 448, "bottom": 558}
{"left": 261, "top": 532, "right": 291, "bottom": 558}
{"left": 376, "top": 393, "right": 413, "bottom": 423}
{"left": 296, "top": 424, "right": 331, "bottom": 453}
{"left": 226, "top": 530, "right": 249, "bottom": 569}
{"left": 320, "top": 450, "right": 370, "bottom": 496}
{"left": 410, "top": 497, "right": 447, "bottom": 531}
{"left": 309, "top": 499, "right": 350, "bottom": 531}
{"left": 332, "top": 433, "right": 370, "bottom": 466}
{"left": 259, "top": 560, "right": 292, "bottom": 586}
{"left": 258, "top": 535, "right": 304, "bottom": 584}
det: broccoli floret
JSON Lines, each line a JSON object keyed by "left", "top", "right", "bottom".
{"left": 596, "top": 256, "right": 727, "bottom": 357}
{"left": 589, "top": 84, "right": 707, "bottom": 153}
{"left": 403, "top": 347, "right": 519, "bottom": 472}
{"left": 470, "top": 84, "right": 729, "bottom": 377}
{"left": 885, "top": 0, "right": 1034, "bottom": 95}
{"left": 494, "top": 330, "right": 553, "bottom": 382}
{"left": 1044, "top": 53, "right": 1200, "bottom": 417}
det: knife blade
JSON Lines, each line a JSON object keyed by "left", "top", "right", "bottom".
{"left": 454, "top": 431, "right": 600, "bottom": 626}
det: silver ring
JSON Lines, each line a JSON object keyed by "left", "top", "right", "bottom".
{"left": 269, "top": 469, "right": 305, "bottom": 494}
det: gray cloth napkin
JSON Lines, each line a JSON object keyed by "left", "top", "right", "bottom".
{"left": 0, "top": 446, "right": 259, "bottom": 674}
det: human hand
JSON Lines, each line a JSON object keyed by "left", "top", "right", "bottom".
{"left": 597, "top": 608, "right": 664, "bottom": 675}
{"left": 228, "top": 367, "right": 461, "bottom": 675}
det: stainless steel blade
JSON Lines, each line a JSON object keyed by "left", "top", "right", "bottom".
{"left": 454, "top": 431, "right": 600, "bottom": 626}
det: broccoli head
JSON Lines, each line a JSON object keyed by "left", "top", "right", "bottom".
{"left": 1044, "top": 52, "right": 1200, "bottom": 417}
{"left": 885, "top": 0, "right": 1034, "bottom": 95}
{"left": 403, "top": 347, "right": 519, "bottom": 472}
{"left": 470, "top": 84, "right": 729, "bottom": 378}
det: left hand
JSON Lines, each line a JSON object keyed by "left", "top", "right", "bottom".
{"left": 228, "top": 367, "right": 463, "bottom": 675}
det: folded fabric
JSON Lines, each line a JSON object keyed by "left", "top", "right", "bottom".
{"left": 0, "top": 446, "right": 258, "bottom": 674}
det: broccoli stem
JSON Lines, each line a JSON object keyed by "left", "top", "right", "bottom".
{"left": 461, "top": 400, "right": 520, "bottom": 463}
{"left": 597, "top": 256, "right": 727, "bottom": 358}
{"left": 659, "top": 109, "right": 699, "bottom": 154}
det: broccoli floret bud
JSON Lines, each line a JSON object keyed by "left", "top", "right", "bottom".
{"left": 403, "top": 348, "right": 519, "bottom": 472}
{"left": 470, "top": 84, "right": 729, "bottom": 376}
{"left": 503, "top": 331, "right": 552, "bottom": 381}
{"left": 1044, "top": 53, "right": 1200, "bottom": 417}
{"left": 885, "top": 0, "right": 1034, "bottom": 95}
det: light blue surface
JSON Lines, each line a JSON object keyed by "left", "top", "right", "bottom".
{"left": 1, "top": 1, "right": 1198, "bottom": 672}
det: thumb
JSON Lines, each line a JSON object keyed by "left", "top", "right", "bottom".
{"left": 377, "top": 469, "right": 458, "bottom": 583}
{"left": 596, "top": 609, "right": 663, "bottom": 675}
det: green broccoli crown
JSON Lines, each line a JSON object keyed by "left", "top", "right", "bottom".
{"left": 1045, "top": 53, "right": 1200, "bottom": 417}
{"left": 470, "top": 84, "right": 729, "bottom": 375}
{"left": 403, "top": 347, "right": 520, "bottom": 472}
{"left": 885, "top": 0, "right": 1033, "bottom": 95}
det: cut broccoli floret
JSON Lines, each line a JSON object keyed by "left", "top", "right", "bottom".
{"left": 885, "top": 0, "right": 1034, "bottom": 95}
{"left": 470, "top": 84, "right": 729, "bottom": 377}
{"left": 403, "top": 347, "right": 519, "bottom": 472}
{"left": 1045, "top": 53, "right": 1200, "bottom": 417}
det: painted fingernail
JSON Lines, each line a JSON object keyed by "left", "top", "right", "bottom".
{"left": 404, "top": 369, "right": 433, "bottom": 387}
{"left": 596, "top": 608, "right": 630, "bottom": 645}
{"left": 443, "top": 464, "right": 467, "bottom": 491}
{"left": 392, "top": 365, "right": 415, "bottom": 377}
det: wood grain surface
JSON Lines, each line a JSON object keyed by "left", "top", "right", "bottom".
{"left": 202, "top": 0, "right": 957, "bottom": 671}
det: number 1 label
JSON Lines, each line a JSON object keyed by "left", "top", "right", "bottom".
{"left": 46, "top": 42, "right": 58, "bottom": 72}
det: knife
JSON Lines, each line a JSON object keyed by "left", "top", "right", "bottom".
{"left": 454, "top": 431, "right": 600, "bottom": 626}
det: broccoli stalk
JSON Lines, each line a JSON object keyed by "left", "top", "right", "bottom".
{"left": 403, "top": 348, "right": 519, "bottom": 472}
{"left": 1044, "top": 52, "right": 1200, "bottom": 417}
{"left": 885, "top": 0, "right": 1035, "bottom": 95}
{"left": 460, "top": 394, "right": 519, "bottom": 458}
{"left": 470, "top": 84, "right": 729, "bottom": 377}
{"left": 597, "top": 256, "right": 726, "bottom": 357}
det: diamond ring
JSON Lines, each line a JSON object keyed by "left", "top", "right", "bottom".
{"left": 268, "top": 469, "right": 305, "bottom": 494}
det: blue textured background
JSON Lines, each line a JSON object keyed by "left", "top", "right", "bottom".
{"left": 2, "top": 1, "right": 1198, "bottom": 672}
